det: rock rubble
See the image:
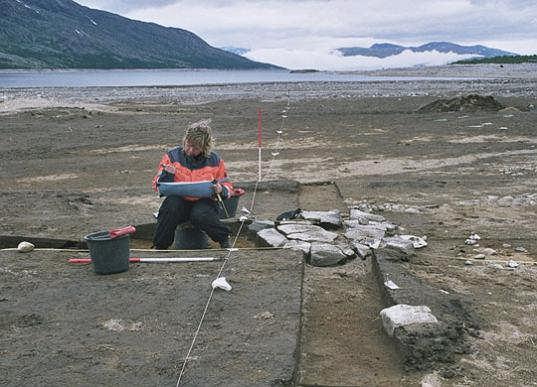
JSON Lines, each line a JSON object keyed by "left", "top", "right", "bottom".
{"left": 252, "top": 207, "right": 424, "bottom": 267}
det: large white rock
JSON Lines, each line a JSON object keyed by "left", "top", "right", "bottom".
{"left": 309, "top": 242, "right": 347, "bottom": 267}
{"left": 301, "top": 209, "right": 342, "bottom": 227}
{"left": 257, "top": 228, "right": 288, "bottom": 247}
{"left": 380, "top": 304, "right": 438, "bottom": 337}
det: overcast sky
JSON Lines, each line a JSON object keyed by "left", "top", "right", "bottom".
{"left": 77, "top": 0, "right": 537, "bottom": 70}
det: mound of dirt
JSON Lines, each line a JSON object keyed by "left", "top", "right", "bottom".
{"left": 417, "top": 94, "right": 505, "bottom": 113}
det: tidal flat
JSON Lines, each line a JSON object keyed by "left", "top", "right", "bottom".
{"left": 1, "top": 64, "right": 537, "bottom": 385}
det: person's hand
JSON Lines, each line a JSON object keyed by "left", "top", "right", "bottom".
{"left": 162, "top": 164, "right": 176, "bottom": 174}
{"left": 213, "top": 182, "right": 223, "bottom": 195}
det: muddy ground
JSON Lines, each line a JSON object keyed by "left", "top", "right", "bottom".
{"left": 1, "top": 67, "right": 537, "bottom": 385}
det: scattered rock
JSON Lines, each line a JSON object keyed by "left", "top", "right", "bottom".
{"left": 497, "top": 196, "right": 514, "bottom": 207}
{"left": 102, "top": 319, "right": 142, "bottom": 332}
{"left": 384, "top": 278, "right": 400, "bottom": 290}
{"left": 499, "top": 106, "right": 520, "bottom": 113}
{"left": 254, "top": 311, "right": 274, "bottom": 320}
{"left": 421, "top": 372, "right": 444, "bottom": 387}
{"left": 473, "top": 254, "right": 486, "bottom": 260}
{"left": 474, "top": 247, "right": 497, "bottom": 256}
{"left": 515, "top": 246, "right": 527, "bottom": 253}
{"left": 506, "top": 260, "right": 519, "bottom": 268}
{"left": 400, "top": 235, "right": 428, "bottom": 248}
{"left": 17, "top": 241, "right": 35, "bottom": 253}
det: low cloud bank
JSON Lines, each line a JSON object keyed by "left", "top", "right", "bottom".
{"left": 245, "top": 49, "right": 480, "bottom": 71}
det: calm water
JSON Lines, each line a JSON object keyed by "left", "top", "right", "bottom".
{"left": 0, "top": 69, "right": 471, "bottom": 88}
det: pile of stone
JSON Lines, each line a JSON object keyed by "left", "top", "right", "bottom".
{"left": 416, "top": 94, "right": 505, "bottom": 113}
{"left": 250, "top": 207, "right": 425, "bottom": 267}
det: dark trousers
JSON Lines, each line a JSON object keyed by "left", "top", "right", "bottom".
{"left": 153, "top": 196, "right": 229, "bottom": 249}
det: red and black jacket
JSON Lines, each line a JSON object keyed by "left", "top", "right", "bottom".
{"left": 152, "top": 146, "right": 233, "bottom": 202}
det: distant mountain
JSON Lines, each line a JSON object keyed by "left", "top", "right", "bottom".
{"left": 220, "top": 46, "right": 250, "bottom": 56}
{"left": 338, "top": 42, "right": 516, "bottom": 59}
{"left": 0, "top": 0, "right": 278, "bottom": 69}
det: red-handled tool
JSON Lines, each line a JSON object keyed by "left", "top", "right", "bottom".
{"left": 108, "top": 225, "right": 136, "bottom": 239}
{"left": 233, "top": 188, "right": 246, "bottom": 197}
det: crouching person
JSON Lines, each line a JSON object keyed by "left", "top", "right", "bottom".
{"left": 152, "top": 120, "right": 232, "bottom": 249}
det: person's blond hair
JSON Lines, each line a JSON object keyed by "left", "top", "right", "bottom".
{"left": 183, "top": 119, "right": 214, "bottom": 157}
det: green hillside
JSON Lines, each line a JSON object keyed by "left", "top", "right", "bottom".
{"left": 0, "top": 0, "right": 278, "bottom": 69}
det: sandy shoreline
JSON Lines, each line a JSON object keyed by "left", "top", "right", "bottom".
{"left": 1, "top": 64, "right": 536, "bottom": 113}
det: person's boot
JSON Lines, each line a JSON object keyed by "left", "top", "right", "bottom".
{"left": 219, "top": 238, "right": 231, "bottom": 249}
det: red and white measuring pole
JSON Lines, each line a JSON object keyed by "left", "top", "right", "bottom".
{"left": 68, "top": 257, "right": 221, "bottom": 264}
{"left": 257, "top": 108, "right": 262, "bottom": 181}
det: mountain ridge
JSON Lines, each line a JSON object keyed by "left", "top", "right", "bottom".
{"left": 338, "top": 42, "right": 516, "bottom": 59}
{"left": 0, "top": 0, "right": 278, "bottom": 69}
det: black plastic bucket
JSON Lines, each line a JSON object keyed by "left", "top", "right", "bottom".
{"left": 84, "top": 231, "right": 130, "bottom": 274}
{"left": 174, "top": 223, "right": 209, "bottom": 249}
{"left": 218, "top": 195, "right": 240, "bottom": 219}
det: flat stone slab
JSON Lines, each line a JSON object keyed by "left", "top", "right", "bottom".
{"left": 286, "top": 231, "right": 338, "bottom": 243}
{"left": 284, "top": 240, "right": 311, "bottom": 254}
{"left": 0, "top": 248, "right": 304, "bottom": 386}
{"left": 248, "top": 219, "right": 275, "bottom": 235}
{"left": 349, "top": 208, "right": 385, "bottom": 223}
{"left": 350, "top": 241, "right": 371, "bottom": 258}
{"left": 278, "top": 224, "right": 338, "bottom": 243}
{"left": 309, "top": 242, "right": 347, "bottom": 267}
{"left": 301, "top": 210, "right": 342, "bottom": 228}
{"left": 344, "top": 225, "right": 386, "bottom": 241}
{"left": 257, "top": 228, "right": 289, "bottom": 247}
